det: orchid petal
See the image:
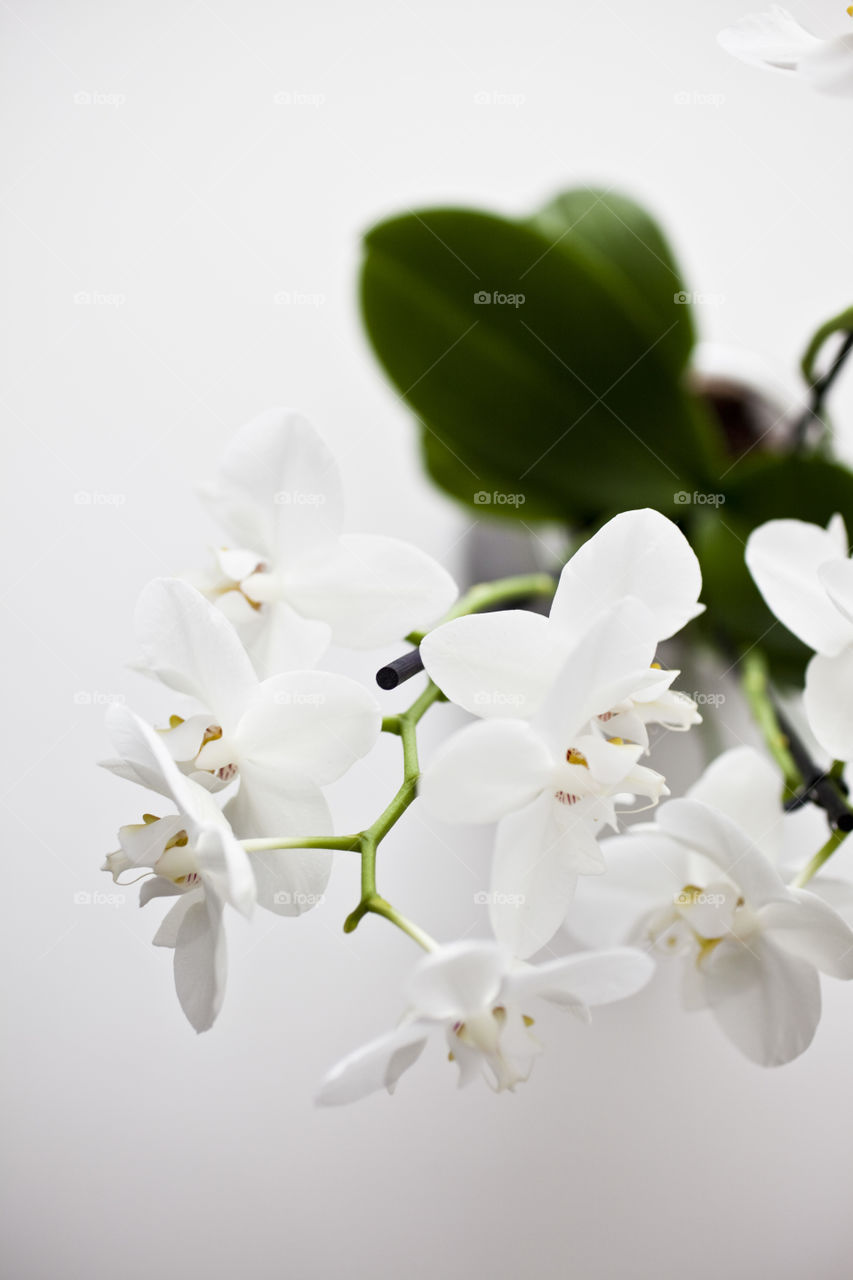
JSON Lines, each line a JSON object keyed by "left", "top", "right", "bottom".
{"left": 134, "top": 579, "right": 257, "bottom": 733}
{"left": 490, "top": 792, "right": 603, "bottom": 959}
{"left": 534, "top": 598, "right": 660, "bottom": 746}
{"left": 687, "top": 746, "right": 784, "bottom": 864}
{"left": 217, "top": 590, "right": 331, "bottom": 678}
{"left": 418, "top": 719, "right": 554, "bottom": 824}
{"left": 657, "top": 799, "right": 790, "bottom": 908}
{"left": 152, "top": 889, "right": 202, "bottom": 947}
{"left": 173, "top": 894, "right": 228, "bottom": 1033}
{"left": 139, "top": 877, "right": 186, "bottom": 907}
{"left": 246, "top": 600, "right": 331, "bottom": 678}
{"left": 480, "top": 1006, "right": 542, "bottom": 1089}
{"left": 200, "top": 408, "right": 344, "bottom": 562}
{"left": 118, "top": 815, "right": 186, "bottom": 871}
{"left": 828, "top": 513, "right": 850, "bottom": 552}
{"left": 504, "top": 947, "right": 654, "bottom": 1008}
{"left": 315, "top": 1023, "right": 430, "bottom": 1106}
{"left": 620, "top": 761, "right": 669, "bottom": 805}
{"left": 249, "top": 844, "right": 333, "bottom": 917}
{"left": 745, "top": 518, "right": 853, "bottom": 655}
{"left": 448, "top": 1036, "right": 490, "bottom": 1089}
{"left": 225, "top": 769, "right": 331, "bottom": 845}
{"left": 155, "top": 714, "right": 212, "bottom": 763}
{"left": 570, "top": 831, "right": 688, "bottom": 947}
{"left": 215, "top": 546, "right": 262, "bottom": 583}
{"left": 99, "top": 755, "right": 154, "bottom": 789}
{"left": 804, "top": 647, "right": 853, "bottom": 761}
{"left": 234, "top": 671, "right": 381, "bottom": 787}
{"left": 105, "top": 705, "right": 204, "bottom": 815}
{"left": 675, "top": 881, "right": 739, "bottom": 940}
{"left": 573, "top": 734, "right": 645, "bottom": 785}
{"left": 717, "top": 7, "right": 821, "bottom": 71}
{"left": 420, "top": 610, "right": 555, "bottom": 719}
{"left": 760, "top": 889, "right": 853, "bottom": 978}
{"left": 819, "top": 557, "right": 853, "bottom": 627}
{"left": 701, "top": 934, "right": 821, "bottom": 1066}
{"left": 594, "top": 708, "right": 649, "bottom": 749}
{"left": 284, "top": 533, "right": 457, "bottom": 649}
{"left": 803, "top": 875, "right": 853, "bottom": 917}
{"left": 549, "top": 508, "right": 703, "bottom": 643}
{"left": 194, "top": 825, "right": 256, "bottom": 920}
{"left": 407, "top": 942, "right": 507, "bottom": 1021}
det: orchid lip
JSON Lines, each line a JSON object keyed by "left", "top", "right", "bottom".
{"left": 154, "top": 836, "right": 199, "bottom": 885}
{"left": 194, "top": 728, "right": 239, "bottom": 778}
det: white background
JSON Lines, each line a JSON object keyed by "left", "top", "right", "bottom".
{"left": 2, "top": 2, "right": 852, "bottom": 1277}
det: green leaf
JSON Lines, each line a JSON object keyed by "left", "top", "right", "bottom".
{"left": 724, "top": 453, "right": 853, "bottom": 525}
{"left": 529, "top": 188, "right": 695, "bottom": 375}
{"left": 361, "top": 206, "right": 720, "bottom": 523}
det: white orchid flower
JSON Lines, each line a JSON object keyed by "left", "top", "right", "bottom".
{"left": 420, "top": 599, "right": 672, "bottom": 958}
{"left": 102, "top": 704, "right": 256, "bottom": 1032}
{"left": 105, "top": 577, "right": 382, "bottom": 915}
{"left": 746, "top": 513, "right": 853, "bottom": 760}
{"left": 574, "top": 747, "right": 853, "bottom": 1066}
{"left": 315, "top": 940, "right": 654, "bottom": 1104}
{"left": 190, "top": 408, "right": 458, "bottom": 675}
{"left": 420, "top": 507, "right": 703, "bottom": 723}
{"left": 718, "top": 7, "right": 853, "bottom": 96}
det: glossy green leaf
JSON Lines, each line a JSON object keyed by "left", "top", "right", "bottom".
{"left": 361, "top": 206, "right": 720, "bottom": 523}
{"left": 529, "top": 188, "right": 695, "bottom": 375}
{"left": 724, "top": 453, "right": 853, "bottom": 525}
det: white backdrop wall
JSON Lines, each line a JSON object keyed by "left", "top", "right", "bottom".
{"left": 2, "top": 2, "right": 852, "bottom": 1277}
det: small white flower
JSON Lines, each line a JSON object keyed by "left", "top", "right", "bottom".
{"left": 417, "top": 511, "right": 703, "bottom": 958}
{"left": 575, "top": 747, "right": 853, "bottom": 1066}
{"left": 315, "top": 940, "right": 653, "bottom": 1104}
{"left": 102, "top": 705, "right": 255, "bottom": 1032}
{"left": 419, "top": 599, "right": 671, "bottom": 958}
{"left": 105, "top": 577, "right": 382, "bottom": 915}
{"left": 746, "top": 513, "right": 853, "bottom": 760}
{"left": 718, "top": 7, "right": 853, "bottom": 97}
{"left": 420, "top": 507, "right": 703, "bottom": 721}
{"left": 190, "top": 408, "right": 458, "bottom": 675}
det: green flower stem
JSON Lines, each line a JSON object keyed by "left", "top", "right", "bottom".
{"left": 829, "top": 759, "right": 846, "bottom": 784}
{"left": 796, "top": 312, "right": 853, "bottom": 451}
{"left": 364, "top": 898, "right": 438, "bottom": 951}
{"left": 343, "top": 680, "right": 444, "bottom": 948}
{"left": 773, "top": 703, "right": 853, "bottom": 832}
{"left": 344, "top": 888, "right": 438, "bottom": 952}
{"left": 405, "top": 570, "right": 556, "bottom": 646}
{"left": 241, "top": 835, "right": 362, "bottom": 854}
{"left": 741, "top": 651, "right": 802, "bottom": 799}
{"left": 792, "top": 827, "right": 851, "bottom": 889}
{"left": 741, "top": 651, "right": 853, "bottom": 882}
